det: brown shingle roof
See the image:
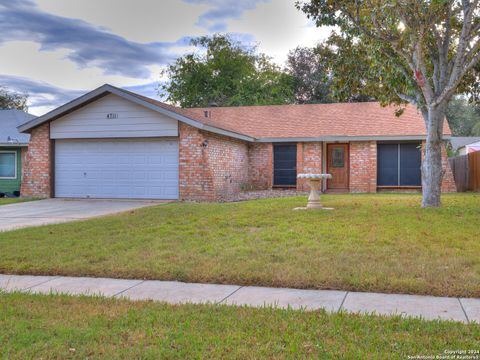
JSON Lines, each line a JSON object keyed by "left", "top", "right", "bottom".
{"left": 128, "top": 91, "right": 450, "bottom": 139}
{"left": 21, "top": 85, "right": 450, "bottom": 140}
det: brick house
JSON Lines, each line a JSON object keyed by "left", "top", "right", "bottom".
{"left": 17, "top": 84, "right": 456, "bottom": 201}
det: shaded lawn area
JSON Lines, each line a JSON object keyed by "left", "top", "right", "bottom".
{"left": 0, "top": 292, "right": 478, "bottom": 359}
{"left": 0, "top": 198, "right": 35, "bottom": 206}
{"left": 0, "top": 194, "right": 479, "bottom": 297}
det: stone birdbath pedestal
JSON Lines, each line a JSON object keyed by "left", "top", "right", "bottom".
{"left": 295, "top": 173, "right": 333, "bottom": 210}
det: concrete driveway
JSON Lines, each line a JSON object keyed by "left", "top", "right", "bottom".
{"left": 0, "top": 199, "right": 168, "bottom": 232}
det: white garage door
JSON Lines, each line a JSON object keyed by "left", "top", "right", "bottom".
{"left": 55, "top": 139, "right": 178, "bottom": 199}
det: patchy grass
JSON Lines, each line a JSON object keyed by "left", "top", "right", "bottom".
{"left": 0, "top": 292, "right": 478, "bottom": 359}
{"left": 0, "top": 194, "right": 479, "bottom": 297}
{"left": 0, "top": 198, "right": 36, "bottom": 206}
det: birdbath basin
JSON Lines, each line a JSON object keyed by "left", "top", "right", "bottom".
{"left": 296, "top": 173, "right": 332, "bottom": 210}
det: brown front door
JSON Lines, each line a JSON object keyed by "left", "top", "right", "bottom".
{"left": 327, "top": 144, "right": 349, "bottom": 189}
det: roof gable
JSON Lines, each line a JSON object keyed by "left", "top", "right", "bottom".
{"left": 17, "top": 84, "right": 254, "bottom": 141}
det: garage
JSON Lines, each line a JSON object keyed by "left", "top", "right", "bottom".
{"left": 54, "top": 139, "right": 178, "bottom": 199}
{"left": 47, "top": 92, "right": 180, "bottom": 200}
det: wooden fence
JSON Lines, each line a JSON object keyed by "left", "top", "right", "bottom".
{"left": 449, "top": 151, "right": 480, "bottom": 192}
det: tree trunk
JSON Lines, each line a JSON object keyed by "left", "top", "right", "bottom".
{"left": 421, "top": 104, "right": 447, "bottom": 208}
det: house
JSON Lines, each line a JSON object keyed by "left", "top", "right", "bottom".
{"left": 450, "top": 137, "right": 480, "bottom": 155}
{"left": 0, "top": 109, "right": 34, "bottom": 196}
{"left": 17, "top": 84, "right": 456, "bottom": 201}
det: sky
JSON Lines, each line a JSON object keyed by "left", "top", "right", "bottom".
{"left": 0, "top": 0, "right": 330, "bottom": 116}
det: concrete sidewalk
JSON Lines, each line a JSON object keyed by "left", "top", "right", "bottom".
{"left": 1, "top": 274, "right": 478, "bottom": 324}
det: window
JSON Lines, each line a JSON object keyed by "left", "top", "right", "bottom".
{"left": 0, "top": 151, "right": 17, "bottom": 179}
{"left": 377, "top": 143, "right": 421, "bottom": 186}
{"left": 273, "top": 144, "right": 297, "bottom": 186}
{"left": 332, "top": 148, "right": 345, "bottom": 168}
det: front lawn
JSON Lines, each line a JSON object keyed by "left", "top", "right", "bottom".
{"left": 0, "top": 194, "right": 479, "bottom": 297}
{"left": 0, "top": 292, "right": 478, "bottom": 359}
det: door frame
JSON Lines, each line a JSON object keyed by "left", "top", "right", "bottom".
{"left": 326, "top": 143, "right": 350, "bottom": 190}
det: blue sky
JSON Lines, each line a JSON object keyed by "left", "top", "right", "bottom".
{"left": 0, "top": 0, "right": 330, "bottom": 115}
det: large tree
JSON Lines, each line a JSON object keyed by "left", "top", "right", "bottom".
{"left": 0, "top": 87, "right": 28, "bottom": 111}
{"left": 298, "top": 0, "right": 480, "bottom": 207}
{"left": 160, "top": 35, "right": 294, "bottom": 107}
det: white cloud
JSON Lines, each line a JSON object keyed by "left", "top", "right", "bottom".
{"left": 34, "top": 0, "right": 210, "bottom": 43}
{"left": 227, "top": 0, "right": 331, "bottom": 65}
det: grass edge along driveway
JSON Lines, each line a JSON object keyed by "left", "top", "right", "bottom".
{"left": 0, "top": 193, "right": 479, "bottom": 298}
{"left": 0, "top": 197, "right": 37, "bottom": 206}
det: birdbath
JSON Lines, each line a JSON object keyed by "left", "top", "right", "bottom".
{"left": 295, "top": 173, "right": 333, "bottom": 210}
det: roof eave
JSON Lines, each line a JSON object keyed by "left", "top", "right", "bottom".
{"left": 255, "top": 135, "right": 451, "bottom": 142}
{"left": 0, "top": 142, "right": 28, "bottom": 147}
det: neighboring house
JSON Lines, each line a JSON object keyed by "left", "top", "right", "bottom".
{"left": 450, "top": 137, "right": 480, "bottom": 155}
{"left": 0, "top": 110, "right": 34, "bottom": 196}
{"left": 17, "top": 84, "right": 456, "bottom": 201}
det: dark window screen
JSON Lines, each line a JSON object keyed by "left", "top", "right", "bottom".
{"left": 273, "top": 144, "right": 297, "bottom": 186}
{"left": 377, "top": 143, "right": 421, "bottom": 186}
{"left": 377, "top": 144, "right": 399, "bottom": 186}
{"left": 400, "top": 143, "right": 421, "bottom": 186}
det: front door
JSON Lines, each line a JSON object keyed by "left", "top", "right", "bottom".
{"left": 327, "top": 144, "right": 349, "bottom": 190}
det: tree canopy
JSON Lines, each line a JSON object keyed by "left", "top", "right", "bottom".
{"left": 0, "top": 87, "right": 28, "bottom": 111}
{"left": 287, "top": 39, "right": 376, "bottom": 104}
{"left": 159, "top": 35, "right": 294, "bottom": 108}
{"left": 286, "top": 46, "right": 332, "bottom": 104}
{"left": 298, "top": 1, "right": 480, "bottom": 111}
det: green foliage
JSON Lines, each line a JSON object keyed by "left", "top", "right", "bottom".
{"left": 286, "top": 46, "right": 333, "bottom": 103}
{"left": 0, "top": 87, "right": 28, "bottom": 111}
{"left": 446, "top": 97, "right": 480, "bottom": 136}
{"left": 315, "top": 33, "right": 399, "bottom": 104}
{"left": 160, "top": 34, "right": 295, "bottom": 107}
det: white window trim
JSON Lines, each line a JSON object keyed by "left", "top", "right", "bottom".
{"left": 0, "top": 150, "right": 17, "bottom": 180}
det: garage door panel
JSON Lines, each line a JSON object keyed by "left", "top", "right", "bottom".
{"left": 55, "top": 139, "right": 179, "bottom": 199}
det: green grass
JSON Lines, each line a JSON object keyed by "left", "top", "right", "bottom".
{"left": 0, "top": 292, "right": 478, "bottom": 359}
{"left": 0, "top": 194, "right": 479, "bottom": 297}
{"left": 0, "top": 197, "right": 35, "bottom": 206}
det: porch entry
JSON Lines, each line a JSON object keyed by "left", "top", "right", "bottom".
{"left": 327, "top": 143, "right": 349, "bottom": 190}
{"left": 273, "top": 144, "right": 297, "bottom": 186}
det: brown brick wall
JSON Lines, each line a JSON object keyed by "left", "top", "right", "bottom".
{"left": 441, "top": 145, "right": 456, "bottom": 192}
{"left": 297, "top": 142, "right": 323, "bottom": 191}
{"left": 349, "top": 141, "right": 377, "bottom": 193}
{"left": 206, "top": 132, "right": 249, "bottom": 199}
{"left": 420, "top": 141, "right": 456, "bottom": 193}
{"left": 20, "top": 123, "right": 52, "bottom": 198}
{"left": 178, "top": 123, "right": 213, "bottom": 201}
{"left": 247, "top": 143, "right": 272, "bottom": 189}
{"left": 178, "top": 123, "right": 249, "bottom": 201}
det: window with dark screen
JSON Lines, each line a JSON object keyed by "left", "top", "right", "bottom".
{"left": 377, "top": 143, "right": 421, "bottom": 186}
